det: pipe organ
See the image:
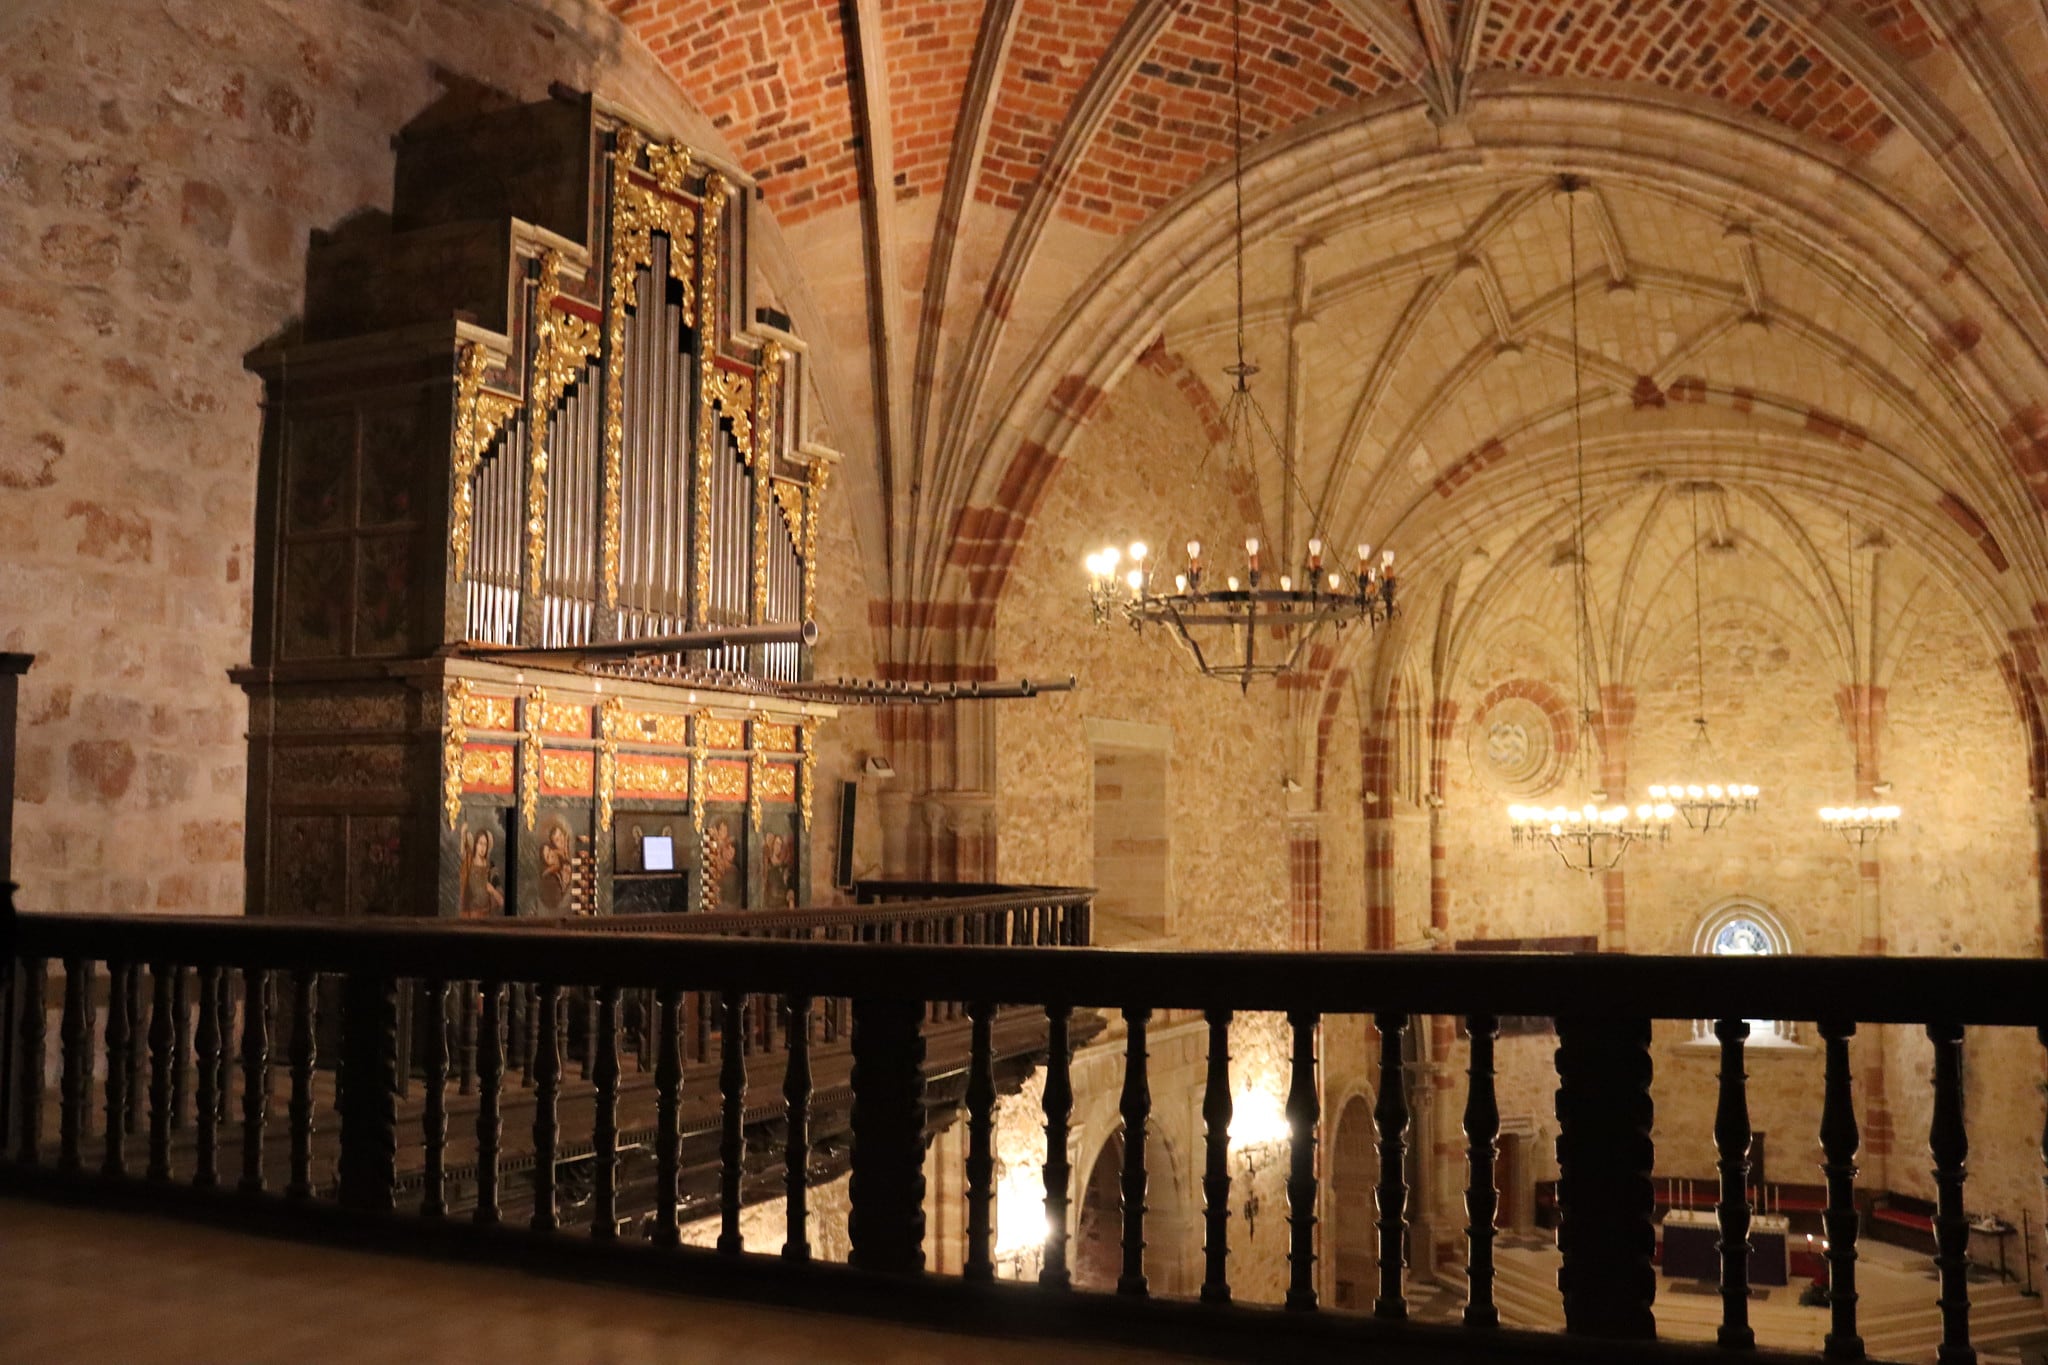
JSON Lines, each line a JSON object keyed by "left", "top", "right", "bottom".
{"left": 237, "top": 89, "right": 834, "bottom": 920}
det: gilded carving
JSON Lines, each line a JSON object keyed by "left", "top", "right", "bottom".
{"left": 759, "top": 761, "right": 797, "bottom": 802}
{"left": 462, "top": 692, "right": 516, "bottom": 732}
{"left": 521, "top": 685, "right": 547, "bottom": 830}
{"left": 689, "top": 707, "right": 712, "bottom": 832}
{"left": 618, "top": 754, "right": 691, "bottom": 796}
{"left": 755, "top": 722, "right": 797, "bottom": 753}
{"left": 798, "top": 725, "right": 816, "bottom": 830}
{"left": 526, "top": 250, "right": 602, "bottom": 597}
{"left": 450, "top": 343, "right": 519, "bottom": 589}
{"left": 693, "top": 172, "right": 731, "bottom": 625}
{"left": 802, "top": 459, "right": 830, "bottom": 618}
{"left": 699, "top": 716, "right": 747, "bottom": 750}
{"left": 598, "top": 695, "right": 625, "bottom": 833}
{"left": 771, "top": 478, "right": 805, "bottom": 549}
{"left": 748, "top": 748, "right": 766, "bottom": 831}
{"left": 623, "top": 708, "right": 691, "bottom": 746}
{"left": 752, "top": 341, "right": 782, "bottom": 619}
{"left": 443, "top": 678, "right": 471, "bottom": 828}
{"left": 542, "top": 751, "right": 593, "bottom": 793}
{"left": 461, "top": 745, "right": 515, "bottom": 789}
{"left": 704, "top": 759, "right": 749, "bottom": 803}
{"left": 601, "top": 127, "right": 698, "bottom": 608}
{"left": 535, "top": 699, "right": 589, "bottom": 737}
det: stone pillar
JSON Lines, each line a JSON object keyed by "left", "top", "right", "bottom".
{"left": 1361, "top": 715, "right": 1397, "bottom": 948}
{"left": 1836, "top": 683, "right": 1894, "bottom": 1185}
{"left": 1288, "top": 814, "right": 1323, "bottom": 950}
{"left": 1592, "top": 686, "right": 1635, "bottom": 952}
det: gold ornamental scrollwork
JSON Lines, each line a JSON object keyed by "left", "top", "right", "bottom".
{"left": 802, "top": 459, "right": 831, "bottom": 619}
{"left": 798, "top": 726, "right": 817, "bottom": 830}
{"left": 443, "top": 678, "right": 472, "bottom": 828}
{"left": 693, "top": 172, "right": 732, "bottom": 626}
{"left": 525, "top": 250, "right": 602, "bottom": 597}
{"left": 748, "top": 747, "right": 765, "bottom": 832}
{"left": 521, "top": 685, "right": 547, "bottom": 831}
{"left": 601, "top": 127, "right": 698, "bottom": 608}
{"left": 752, "top": 341, "right": 782, "bottom": 620}
{"left": 598, "top": 695, "right": 625, "bottom": 834}
{"left": 450, "top": 345, "right": 519, "bottom": 589}
{"left": 689, "top": 706, "right": 712, "bottom": 833}
{"left": 771, "top": 479, "right": 805, "bottom": 548}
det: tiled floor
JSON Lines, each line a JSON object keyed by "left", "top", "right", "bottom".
{"left": 0, "top": 1198, "right": 1198, "bottom": 1364}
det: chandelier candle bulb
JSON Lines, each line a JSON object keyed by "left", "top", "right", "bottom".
{"left": 1175, "top": 574, "right": 1188, "bottom": 593}
{"left": 1279, "top": 575, "right": 1292, "bottom": 592}
{"left": 1129, "top": 542, "right": 1147, "bottom": 563}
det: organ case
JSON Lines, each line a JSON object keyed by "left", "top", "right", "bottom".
{"left": 237, "top": 90, "right": 834, "bottom": 920}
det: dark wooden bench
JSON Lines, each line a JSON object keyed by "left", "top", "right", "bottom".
{"left": 1868, "top": 1193, "right": 1937, "bottom": 1254}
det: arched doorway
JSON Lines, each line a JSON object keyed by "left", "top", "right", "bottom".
{"left": 1072, "top": 1123, "right": 1192, "bottom": 1295}
{"left": 1330, "top": 1093, "right": 1378, "bottom": 1309}
{"left": 1074, "top": 1128, "right": 1126, "bottom": 1290}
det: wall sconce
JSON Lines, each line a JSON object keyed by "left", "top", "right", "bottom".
{"left": 1227, "top": 1082, "right": 1291, "bottom": 1238}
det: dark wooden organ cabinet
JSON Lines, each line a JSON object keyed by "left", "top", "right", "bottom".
{"left": 236, "top": 90, "right": 834, "bottom": 921}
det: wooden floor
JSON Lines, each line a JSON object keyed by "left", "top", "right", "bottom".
{"left": 0, "top": 1198, "right": 1199, "bottom": 1365}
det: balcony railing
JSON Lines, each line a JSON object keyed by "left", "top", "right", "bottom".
{"left": 3, "top": 887, "right": 2045, "bottom": 1364}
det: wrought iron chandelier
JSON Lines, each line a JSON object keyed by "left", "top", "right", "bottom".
{"left": 1082, "top": 0, "right": 1391, "bottom": 688}
{"left": 1504, "top": 179, "right": 1669, "bottom": 874}
{"left": 1649, "top": 482, "right": 1760, "bottom": 832}
{"left": 1819, "top": 804, "right": 1900, "bottom": 847}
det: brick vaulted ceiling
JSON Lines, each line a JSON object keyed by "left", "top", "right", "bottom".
{"left": 608, "top": 0, "right": 2048, "bottom": 685}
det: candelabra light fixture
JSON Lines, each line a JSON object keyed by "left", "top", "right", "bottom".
{"left": 1079, "top": 0, "right": 1391, "bottom": 688}
{"left": 1649, "top": 775, "right": 1761, "bottom": 832}
{"left": 1085, "top": 533, "right": 1396, "bottom": 688}
{"left": 1818, "top": 804, "right": 1900, "bottom": 847}
{"left": 1509, "top": 799, "right": 1673, "bottom": 873}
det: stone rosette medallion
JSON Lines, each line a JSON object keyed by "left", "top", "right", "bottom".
{"left": 1468, "top": 689, "right": 1567, "bottom": 798}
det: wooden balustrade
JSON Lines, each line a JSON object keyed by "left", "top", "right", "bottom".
{"left": 6, "top": 893, "right": 2048, "bottom": 1365}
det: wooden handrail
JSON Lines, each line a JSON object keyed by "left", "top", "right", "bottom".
{"left": 8, "top": 912, "right": 2045, "bottom": 1023}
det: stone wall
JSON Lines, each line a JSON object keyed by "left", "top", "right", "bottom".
{"left": 991, "top": 360, "right": 1292, "bottom": 951}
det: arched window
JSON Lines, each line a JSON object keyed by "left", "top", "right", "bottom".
{"left": 1692, "top": 900, "right": 1799, "bottom": 1046}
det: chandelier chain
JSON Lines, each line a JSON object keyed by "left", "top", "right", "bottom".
{"left": 1692, "top": 482, "right": 1706, "bottom": 726}
{"left": 1231, "top": 0, "right": 1247, "bottom": 383}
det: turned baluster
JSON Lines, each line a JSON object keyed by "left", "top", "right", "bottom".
{"left": 193, "top": 964, "right": 221, "bottom": 1188}
{"left": 1554, "top": 1015, "right": 1657, "bottom": 1341}
{"left": 717, "top": 990, "right": 746, "bottom": 1253}
{"left": 846, "top": 996, "right": 929, "bottom": 1272}
{"left": 1927, "top": 1022, "right": 1973, "bottom": 1365}
{"left": 146, "top": 964, "right": 174, "bottom": 1181}
{"left": 963, "top": 999, "right": 996, "bottom": 1281}
{"left": 169, "top": 965, "right": 188, "bottom": 1132}
{"left": 1819, "top": 1019, "right": 1863, "bottom": 1360}
{"left": 783, "top": 993, "right": 813, "bottom": 1262}
{"left": 530, "top": 983, "right": 563, "bottom": 1233}
{"left": 1201, "top": 1008, "right": 1234, "bottom": 1305}
{"left": 419, "top": 979, "right": 449, "bottom": 1216}
{"left": 1041, "top": 1003, "right": 1074, "bottom": 1288}
{"left": 1287, "top": 1009, "right": 1322, "bottom": 1312}
{"left": 1374, "top": 1011, "right": 1409, "bottom": 1319}
{"left": 652, "top": 986, "right": 682, "bottom": 1247}
{"left": 591, "top": 985, "right": 621, "bottom": 1239}
{"left": 58, "top": 956, "right": 90, "bottom": 1173}
{"left": 124, "top": 965, "right": 144, "bottom": 1135}
{"left": 457, "top": 981, "right": 476, "bottom": 1097}
{"left": 1464, "top": 1013, "right": 1501, "bottom": 1329}
{"left": 285, "top": 970, "right": 317, "bottom": 1201}
{"left": 101, "top": 961, "right": 131, "bottom": 1177}
{"left": 474, "top": 981, "right": 505, "bottom": 1226}
{"left": 581, "top": 990, "right": 599, "bottom": 1081}
{"left": 239, "top": 967, "right": 270, "bottom": 1194}
{"left": 14, "top": 956, "right": 45, "bottom": 1165}
{"left": 1713, "top": 1018, "right": 1755, "bottom": 1349}
{"left": 211, "top": 968, "right": 232, "bottom": 1124}
{"left": 1120, "top": 1005, "right": 1151, "bottom": 1297}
